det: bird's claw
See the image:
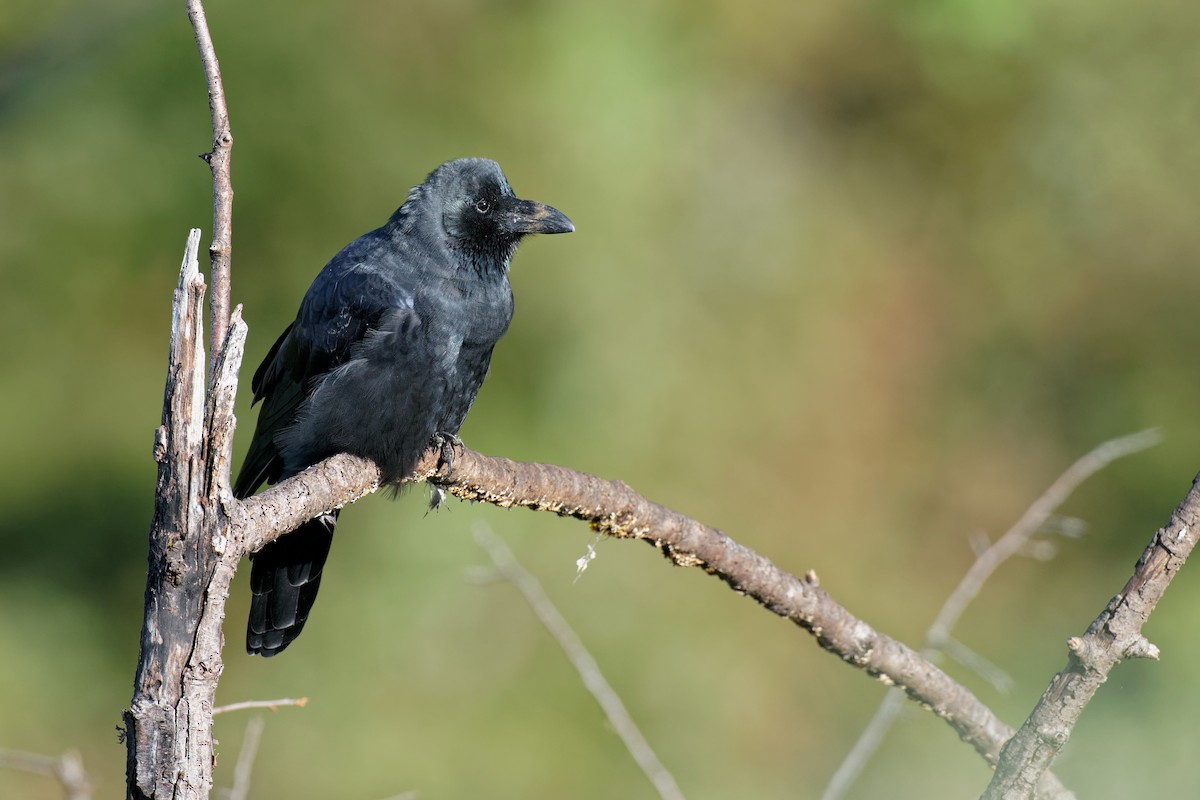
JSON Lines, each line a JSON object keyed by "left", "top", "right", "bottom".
{"left": 433, "top": 431, "right": 463, "bottom": 471}
{"left": 427, "top": 433, "right": 461, "bottom": 513}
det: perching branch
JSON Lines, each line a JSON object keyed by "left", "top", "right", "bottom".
{"left": 822, "top": 429, "right": 1161, "bottom": 800}
{"left": 982, "top": 472, "right": 1200, "bottom": 798}
{"left": 233, "top": 440, "right": 1069, "bottom": 797}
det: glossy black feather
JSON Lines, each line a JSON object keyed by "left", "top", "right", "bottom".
{"left": 234, "top": 158, "right": 572, "bottom": 656}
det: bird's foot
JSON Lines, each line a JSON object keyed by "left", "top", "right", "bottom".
{"left": 433, "top": 431, "right": 463, "bottom": 472}
{"left": 426, "top": 432, "right": 461, "bottom": 514}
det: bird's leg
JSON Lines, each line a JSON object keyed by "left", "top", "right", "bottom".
{"left": 425, "top": 431, "right": 462, "bottom": 513}
{"left": 432, "top": 431, "right": 463, "bottom": 472}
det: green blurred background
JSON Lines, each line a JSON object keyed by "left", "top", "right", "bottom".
{"left": 3, "top": 0, "right": 1200, "bottom": 797}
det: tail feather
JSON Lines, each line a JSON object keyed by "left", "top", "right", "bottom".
{"left": 246, "top": 510, "right": 338, "bottom": 656}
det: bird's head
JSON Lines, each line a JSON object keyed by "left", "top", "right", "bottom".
{"left": 428, "top": 158, "right": 573, "bottom": 268}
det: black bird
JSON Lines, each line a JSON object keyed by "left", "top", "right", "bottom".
{"left": 234, "top": 158, "right": 573, "bottom": 656}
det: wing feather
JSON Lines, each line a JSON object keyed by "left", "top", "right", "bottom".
{"left": 233, "top": 252, "right": 414, "bottom": 498}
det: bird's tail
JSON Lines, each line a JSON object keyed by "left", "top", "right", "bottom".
{"left": 246, "top": 510, "right": 339, "bottom": 656}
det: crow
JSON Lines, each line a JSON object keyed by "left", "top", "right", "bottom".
{"left": 234, "top": 158, "right": 573, "bottom": 656}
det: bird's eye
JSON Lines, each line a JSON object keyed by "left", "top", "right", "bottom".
{"left": 474, "top": 199, "right": 491, "bottom": 214}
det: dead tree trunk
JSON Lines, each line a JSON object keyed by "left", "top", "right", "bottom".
{"left": 124, "top": 232, "right": 246, "bottom": 800}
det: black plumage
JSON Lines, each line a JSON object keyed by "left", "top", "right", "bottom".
{"left": 234, "top": 158, "right": 573, "bottom": 656}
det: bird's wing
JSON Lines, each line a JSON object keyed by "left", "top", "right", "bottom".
{"left": 233, "top": 261, "right": 412, "bottom": 498}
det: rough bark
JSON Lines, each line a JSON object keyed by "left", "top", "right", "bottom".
{"left": 125, "top": 231, "right": 246, "bottom": 800}
{"left": 982, "top": 473, "right": 1200, "bottom": 799}
{"left": 231, "top": 443, "right": 1071, "bottom": 798}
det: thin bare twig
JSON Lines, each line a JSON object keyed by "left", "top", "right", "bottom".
{"left": 929, "top": 429, "right": 1161, "bottom": 649}
{"left": 226, "top": 716, "right": 264, "bottom": 800}
{"left": 0, "top": 747, "right": 91, "bottom": 800}
{"left": 824, "top": 689, "right": 909, "bottom": 800}
{"left": 184, "top": 0, "right": 233, "bottom": 374}
{"left": 822, "top": 429, "right": 1160, "bottom": 800}
{"left": 213, "top": 697, "right": 309, "bottom": 715}
{"left": 473, "top": 525, "right": 686, "bottom": 800}
{"left": 941, "top": 637, "right": 1013, "bottom": 694}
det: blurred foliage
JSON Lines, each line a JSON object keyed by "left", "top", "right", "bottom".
{"left": 2, "top": 0, "right": 1200, "bottom": 797}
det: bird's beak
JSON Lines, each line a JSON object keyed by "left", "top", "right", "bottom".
{"left": 503, "top": 198, "right": 575, "bottom": 235}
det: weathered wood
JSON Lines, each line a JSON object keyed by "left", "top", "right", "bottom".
{"left": 982, "top": 472, "right": 1200, "bottom": 799}
{"left": 125, "top": 231, "right": 246, "bottom": 800}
